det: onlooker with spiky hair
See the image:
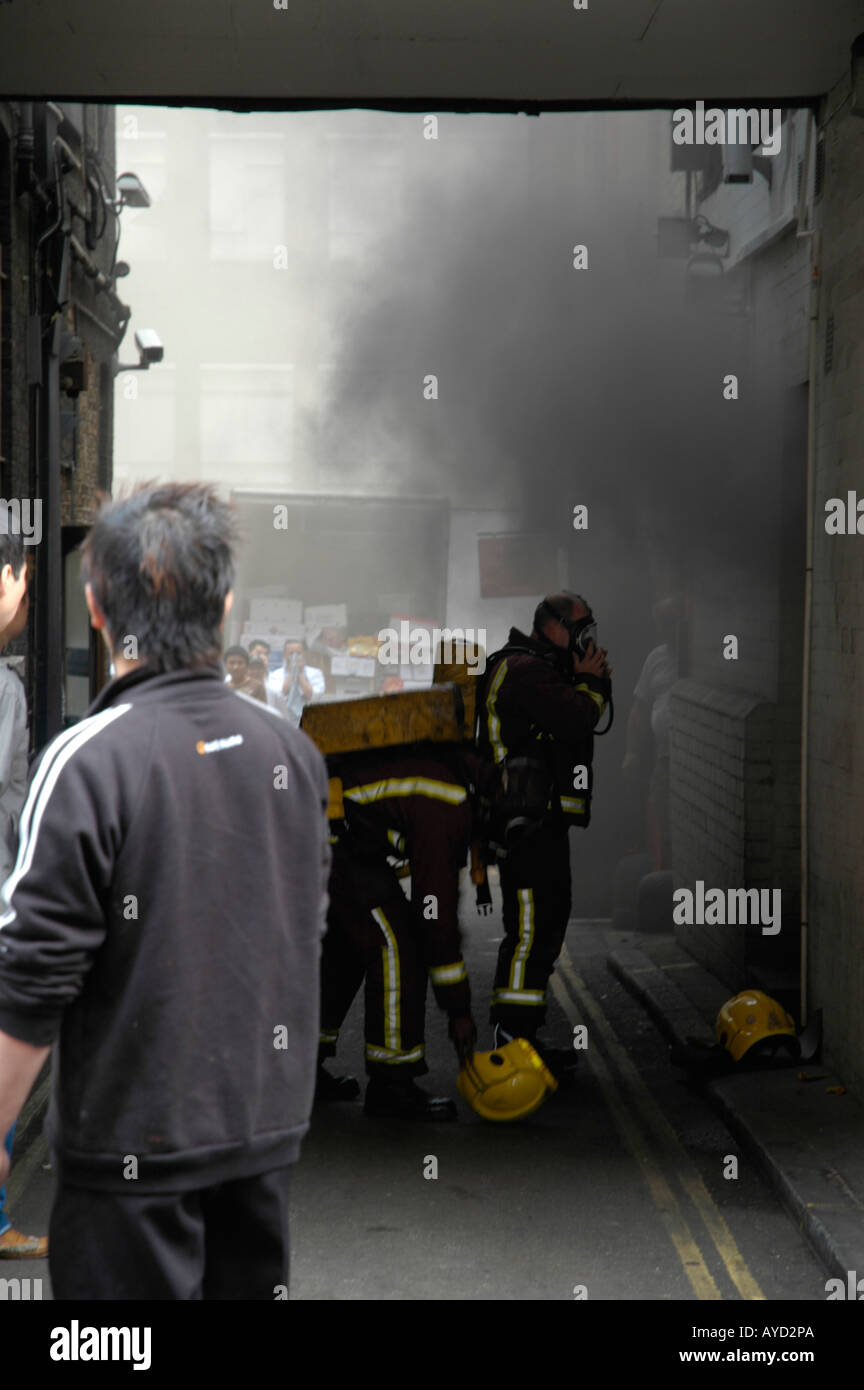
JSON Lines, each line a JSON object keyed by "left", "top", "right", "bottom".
{"left": 0, "top": 482, "right": 329, "bottom": 1299}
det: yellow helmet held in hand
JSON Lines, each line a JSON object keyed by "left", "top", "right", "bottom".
{"left": 457, "top": 1037, "right": 558, "bottom": 1121}
{"left": 715, "top": 990, "right": 798, "bottom": 1063}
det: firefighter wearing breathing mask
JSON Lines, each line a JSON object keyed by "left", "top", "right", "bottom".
{"left": 476, "top": 592, "right": 612, "bottom": 1062}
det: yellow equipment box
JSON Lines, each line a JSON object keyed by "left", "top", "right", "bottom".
{"left": 433, "top": 651, "right": 483, "bottom": 740}
{"left": 301, "top": 685, "right": 464, "bottom": 756}
{"left": 327, "top": 777, "right": 345, "bottom": 821}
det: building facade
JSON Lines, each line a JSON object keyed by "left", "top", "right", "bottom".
{"left": 659, "top": 89, "right": 864, "bottom": 1098}
{"left": 0, "top": 101, "right": 131, "bottom": 746}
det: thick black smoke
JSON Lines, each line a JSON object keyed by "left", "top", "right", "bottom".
{"left": 309, "top": 110, "right": 794, "bottom": 912}
{"left": 314, "top": 110, "right": 776, "bottom": 597}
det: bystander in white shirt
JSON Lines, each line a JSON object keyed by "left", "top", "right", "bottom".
{"left": 267, "top": 657, "right": 325, "bottom": 727}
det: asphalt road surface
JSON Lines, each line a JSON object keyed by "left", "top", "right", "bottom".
{"left": 3, "top": 913, "right": 828, "bottom": 1303}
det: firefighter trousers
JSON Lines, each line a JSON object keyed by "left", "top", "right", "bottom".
{"left": 490, "top": 824, "right": 572, "bottom": 1040}
{"left": 320, "top": 847, "right": 429, "bottom": 1079}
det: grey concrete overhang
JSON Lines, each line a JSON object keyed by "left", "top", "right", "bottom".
{"left": 0, "top": 1, "right": 862, "bottom": 106}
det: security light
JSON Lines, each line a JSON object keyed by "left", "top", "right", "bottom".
{"left": 115, "top": 172, "right": 151, "bottom": 209}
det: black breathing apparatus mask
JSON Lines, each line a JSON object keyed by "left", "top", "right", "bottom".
{"left": 534, "top": 593, "right": 598, "bottom": 658}
{"left": 533, "top": 593, "right": 613, "bottom": 734}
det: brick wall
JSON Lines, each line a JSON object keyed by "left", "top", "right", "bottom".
{"left": 807, "top": 71, "right": 864, "bottom": 1097}
{"left": 60, "top": 339, "right": 109, "bottom": 529}
{"left": 670, "top": 679, "right": 798, "bottom": 987}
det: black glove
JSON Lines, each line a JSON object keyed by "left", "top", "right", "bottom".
{"left": 448, "top": 1013, "right": 478, "bottom": 1065}
{"left": 475, "top": 875, "right": 493, "bottom": 916}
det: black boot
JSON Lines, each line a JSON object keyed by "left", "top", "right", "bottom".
{"left": 493, "top": 1027, "right": 577, "bottom": 1085}
{"left": 532, "top": 1038, "right": 580, "bottom": 1084}
{"left": 364, "top": 1077, "right": 457, "bottom": 1121}
{"left": 315, "top": 1065, "right": 361, "bottom": 1103}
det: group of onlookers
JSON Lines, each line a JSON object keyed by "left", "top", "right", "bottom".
{"left": 224, "top": 637, "right": 325, "bottom": 727}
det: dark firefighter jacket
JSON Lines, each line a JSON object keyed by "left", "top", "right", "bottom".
{"left": 0, "top": 664, "right": 330, "bottom": 1193}
{"left": 476, "top": 627, "right": 611, "bottom": 828}
{"left": 329, "top": 743, "right": 475, "bottom": 1018}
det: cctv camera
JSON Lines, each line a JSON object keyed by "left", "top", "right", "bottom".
{"left": 134, "top": 329, "right": 164, "bottom": 364}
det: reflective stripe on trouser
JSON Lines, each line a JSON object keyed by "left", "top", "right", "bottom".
{"left": 429, "top": 960, "right": 468, "bottom": 987}
{"left": 490, "top": 825, "right": 572, "bottom": 1038}
{"left": 321, "top": 847, "right": 428, "bottom": 1077}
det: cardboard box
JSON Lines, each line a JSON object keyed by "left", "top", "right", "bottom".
{"left": 305, "top": 603, "right": 348, "bottom": 630}
{"left": 324, "top": 676, "right": 377, "bottom": 700}
{"left": 330, "top": 655, "right": 377, "bottom": 678}
{"left": 249, "top": 598, "right": 303, "bottom": 626}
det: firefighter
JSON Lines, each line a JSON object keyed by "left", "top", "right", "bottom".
{"left": 318, "top": 741, "right": 479, "bottom": 1121}
{"left": 476, "top": 592, "right": 611, "bottom": 1059}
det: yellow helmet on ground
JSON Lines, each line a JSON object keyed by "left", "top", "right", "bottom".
{"left": 715, "top": 991, "right": 798, "bottom": 1063}
{"left": 457, "top": 1037, "right": 558, "bottom": 1121}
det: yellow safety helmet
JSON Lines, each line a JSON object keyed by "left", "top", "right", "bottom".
{"left": 457, "top": 1037, "right": 558, "bottom": 1121}
{"left": 715, "top": 990, "right": 798, "bottom": 1063}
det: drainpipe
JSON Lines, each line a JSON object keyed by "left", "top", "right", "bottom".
{"left": 39, "top": 236, "right": 67, "bottom": 744}
{"left": 31, "top": 102, "right": 66, "bottom": 746}
{"left": 799, "top": 160, "right": 820, "bottom": 1026}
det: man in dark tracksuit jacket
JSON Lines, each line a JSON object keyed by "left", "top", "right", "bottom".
{"left": 0, "top": 484, "right": 330, "bottom": 1300}
{"left": 477, "top": 594, "right": 611, "bottom": 1048}
{"left": 320, "top": 742, "right": 477, "bottom": 1120}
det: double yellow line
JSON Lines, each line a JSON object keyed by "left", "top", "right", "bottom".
{"left": 550, "top": 944, "right": 764, "bottom": 1301}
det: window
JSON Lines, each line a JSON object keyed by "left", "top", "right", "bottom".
{"left": 209, "top": 134, "right": 285, "bottom": 261}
